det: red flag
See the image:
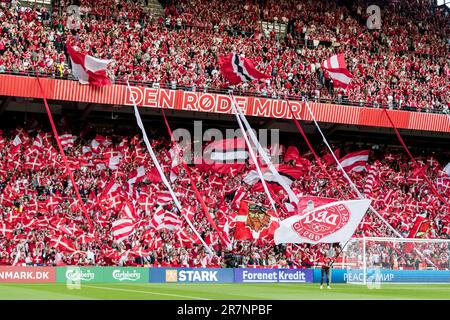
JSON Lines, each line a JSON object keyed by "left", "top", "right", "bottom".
{"left": 228, "top": 186, "right": 246, "bottom": 209}
{"left": 234, "top": 201, "right": 279, "bottom": 241}
{"left": 60, "top": 134, "right": 75, "bottom": 149}
{"left": 176, "top": 228, "right": 195, "bottom": 248}
{"left": 120, "top": 201, "right": 138, "bottom": 221}
{"left": 24, "top": 156, "right": 44, "bottom": 171}
{"left": 46, "top": 196, "right": 61, "bottom": 212}
{"left": 128, "top": 166, "right": 146, "bottom": 185}
{"left": 219, "top": 53, "right": 270, "bottom": 85}
{"left": 408, "top": 166, "right": 427, "bottom": 184}
{"left": 244, "top": 164, "right": 304, "bottom": 191}
{"left": 284, "top": 146, "right": 300, "bottom": 163}
{"left": 197, "top": 138, "right": 248, "bottom": 176}
{"left": 274, "top": 199, "right": 371, "bottom": 244}
{"left": 9, "top": 135, "right": 22, "bottom": 154}
{"left": 147, "top": 167, "right": 162, "bottom": 183}
{"left": 294, "top": 196, "right": 338, "bottom": 217}
{"left": 364, "top": 162, "right": 381, "bottom": 197}
{"left": 138, "top": 196, "right": 155, "bottom": 214}
{"left": 66, "top": 43, "right": 112, "bottom": 86}
{"left": 111, "top": 219, "right": 135, "bottom": 242}
{"left": 437, "top": 177, "right": 450, "bottom": 196}
{"left": 151, "top": 206, "right": 182, "bottom": 230}
{"left": 49, "top": 235, "right": 76, "bottom": 252}
{"left": 156, "top": 191, "right": 173, "bottom": 206}
{"left": 77, "top": 233, "right": 95, "bottom": 245}
{"left": 181, "top": 206, "right": 196, "bottom": 222}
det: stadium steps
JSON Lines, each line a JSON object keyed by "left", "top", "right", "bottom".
{"left": 147, "top": 0, "right": 165, "bottom": 17}
{"left": 260, "top": 21, "right": 287, "bottom": 39}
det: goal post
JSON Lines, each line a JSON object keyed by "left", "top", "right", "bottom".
{"left": 342, "top": 237, "right": 450, "bottom": 285}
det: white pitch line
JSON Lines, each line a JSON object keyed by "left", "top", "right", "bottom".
{"left": 82, "top": 285, "right": 210, "bottom": 300}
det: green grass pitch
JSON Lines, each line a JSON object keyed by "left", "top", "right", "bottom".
{"left": 0, "top": 283, "right": 449, "bottom": 300}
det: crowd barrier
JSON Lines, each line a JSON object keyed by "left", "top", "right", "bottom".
{"left": 0, "top": 266, "right": 449, "bottom": 284}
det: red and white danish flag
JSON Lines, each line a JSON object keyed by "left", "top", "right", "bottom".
{"left": 197, "top": 137, "right": 248, "bottom": 176}
{"left": 437, "top": 177, "right": 450, "bottom": 196}
{"left": 49, "top": 235, "right": 77, "bottom": 252}
{"left": 66, "top": 43, "right": 112, "bottom": 86}
{"left": 0, "top": 221, "right": 13, "bottom": 239}
{"left": 128, "top": 166, "right": 146, "bottom": 185}
{"left": 151, "top": 206, "right": 182, "bottom": 230}
{"left": 274, "top": 199, "right": 371, "bottom": 244}
{"left": 443, "top": 162, "right": 450, "bottom": 176}
{"left": 322, "top": 53, "right": 353, "bottom": 89}
{"left": 219, "top": 53, "right": 270, "bottom": 85}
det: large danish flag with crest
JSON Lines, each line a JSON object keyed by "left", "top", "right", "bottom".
{"left": 274, "top": 199, "right": 371, "bottom": 244}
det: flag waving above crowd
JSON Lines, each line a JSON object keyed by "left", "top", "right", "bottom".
{"left": 322, "top": 53, "right": 353, "bottom": 89}
{"left": 339, "top": 150, "right": 370, "bottom": 173}
{"left": 1, "top": 0, "right": 450, "bottom": 279}
{"left": 66, "top": 43, "right": 112, "bottom": 86}
{"left": 274, "top": 199, "right": 371, "bottom": 245}
{"left": 196, "top": 137, "right": 249, "bottom": 176}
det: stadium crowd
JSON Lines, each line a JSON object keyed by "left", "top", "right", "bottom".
{"left": 0, "top": 124, "right": 448, "bottom": 269}
{"left": 0, "top": 0, "right": 449, "bottom": 112}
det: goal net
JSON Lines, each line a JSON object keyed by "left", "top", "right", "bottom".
{"left": 341, "top": 237, "right": 450, "bottom": 285}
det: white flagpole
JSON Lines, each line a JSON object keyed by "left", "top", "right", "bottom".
{"left": 228, "top": 93, "right": 278, "bottom": 214}
{"left": 229, "top": 93, "right": 299, "bottom": 204}
{"left": 126, "top": 81, "right": 214, "bottom": 257}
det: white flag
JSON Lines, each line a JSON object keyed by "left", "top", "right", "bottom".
{"left": 274, "top": 199, "right": 371, "bottom": 245}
